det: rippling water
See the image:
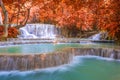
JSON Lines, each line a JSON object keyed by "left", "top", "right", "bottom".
{"left": 0, "top": 56, "right": 120, "bottom": 80}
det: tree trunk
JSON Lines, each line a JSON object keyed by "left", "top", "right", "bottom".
{"left": 0, "top": 11, "right": 3, "bottom": 24}
{"left": 16, "top": 8, "right": 30, "bottom": 29}
{"left": 0, "top": 0, "right": 8, "bottom": 38}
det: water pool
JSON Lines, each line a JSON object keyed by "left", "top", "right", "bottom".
{"left": 0, "top": 43, "right": 120, "bottom": 80}
{"left": 0, "top": 43, "right": 119, "bottom": 54}
{"left": 0, "top": 56, "right": 120, "bottom": 80}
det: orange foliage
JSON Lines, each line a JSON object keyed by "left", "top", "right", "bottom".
{"left": 2, "top": 0, "right": 32, "bottom": 25}
{"left": 8, "top": 27, "right": 19, "bottom": 38}
{"left": 29, "top": 0, "right": 96, "bottom": 31}
{"left": 1, "top": 0, "right": 120, "bottom": 41}
{"left": 98, "top": 0, "right": 120, "bottom": 41}
{"left": 0, "top": 26, "right": 19, "bottom": 38}
{"left": 30, "top": 0, "right": 120, "bottom": 41}
{"left": 2, "top": 0, "right": 97, "bottom": 31}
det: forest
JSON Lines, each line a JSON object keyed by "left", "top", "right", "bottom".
{"left": 0, "top": 0, "right": 120, "bottom": 43}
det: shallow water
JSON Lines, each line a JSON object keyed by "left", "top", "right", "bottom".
{"left": 0, "top": 43, "right": 119, "bottom": 54}
{"left": 0, "top": 56, "right": 120, "bottom": 80}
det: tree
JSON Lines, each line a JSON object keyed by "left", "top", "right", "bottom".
{"left": 98, "top": 0, "right": 120, "bottom": 42}
{"left": 0, "top": 0, "right": 120, "bottom": 42}
{"left": 0, "top": 0, "right": 8, "bottom": 38}
{"left": 4, "top": 0, "right": 32, "bottom": 28}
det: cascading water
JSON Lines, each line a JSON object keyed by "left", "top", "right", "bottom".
{"left": 19, "top": 28, "right": 38, "bottom": 38}
{"left": 89, "top": 32, "right": 108, "bottom": 40}
{"left": 90, "top": 33, "right": 101, "bottom": 40}
{"left": 0, "top": 47, "right": 120, "bottom": 71}
{"left": 0, "top": 52, "right": 73, "bottom": 71}
{"left": 0, "top": 42, "right": 120, "bottom": 80}
{"left": 19, "top": 24, "right": 59, "bottom": 39}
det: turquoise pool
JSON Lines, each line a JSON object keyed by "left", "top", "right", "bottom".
{"left": 0, "top": 43, "right": 120, "bottom": 80}
{"left": 0, "top": 43, "right": 118, "bottom": 54}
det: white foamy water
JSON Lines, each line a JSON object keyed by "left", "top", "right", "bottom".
{"left": 19, "top": 24, "right": 58, "bottom": 39}
{"left": 0, "top": 55, "right": 119, "bottom": 75}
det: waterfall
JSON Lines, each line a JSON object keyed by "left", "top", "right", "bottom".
{"left": 90, "top": 33, "right": 101, "bottom": 40}
{"left": 19, "top": 24, "right": 59, "bottom": 39}
{"left": 0, "top": 52, "right": 73, "bottom": 71}
{"left": 71, "top": 48, "right": 120, "bottom": 59}
{"left": 0, "top": 48, "right": 120, "bottom": 71}
{"left": 19, "top": 28, "right": 38, "bottom": 38}
{"left": 89, "top": 32, "right": 108, "bottom": 40}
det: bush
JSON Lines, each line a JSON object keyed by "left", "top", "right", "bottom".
{"left": 0, "top": 26, "right": 19, "bottom": 40}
